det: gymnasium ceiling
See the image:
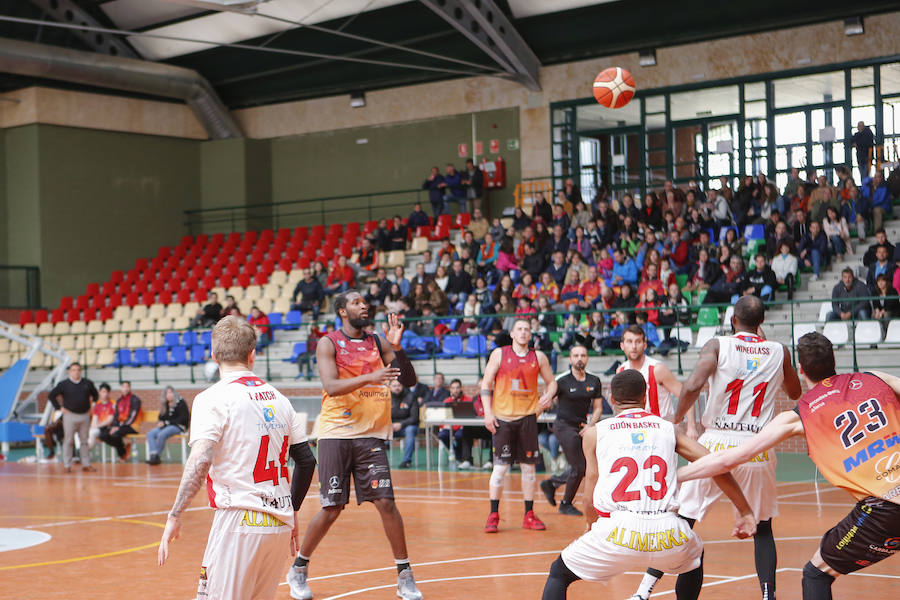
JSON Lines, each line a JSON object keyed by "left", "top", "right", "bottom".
{"left": 0, "top": 0, "right": 896, "bottom": 110}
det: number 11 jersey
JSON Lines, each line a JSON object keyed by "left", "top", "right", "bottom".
{"left": 705, "top": 333, "right": 784, "bottom": 434}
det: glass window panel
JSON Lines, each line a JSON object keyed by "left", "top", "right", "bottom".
{"left": 812, "top": 144, "right": 825, "bottom": 166}
{"left": 645, "top": 95, "right": 665, "bottom": 114}
{"left": 576, "top": 101, "right": 640, "bottom": 132}
{"left": 851, "top": 66, "right": 874, "bottom": 87}
{"left": 745, "top": 82, "right": 766, "bottom": 102}
{"left": 774, "top": 71, "right": 845, "bottom": 108}
{"left": 774, "top": 112, "right": 806, "bottom": 145}
{"left": 775, "top": 172, "right": 788, "bottom": 191}
{"left": 851, "top": 106, "right": 876, "bottom": 131}
{"left": 852, "top": 85, "right": 874, "bottom": 108}
{"left": 880, "top": 63, "right": 900, "bottom": 95}
{"left": 744, "top": 99, "right": 766, "bottom": 119}
{"left": 670, "top": 85, "right": 739, "bottom": 121}
{"left": 811, "top": 107, "right": 843, "bottom": 142}
{"left": 646, "top": 113, "right": 666, "bottom": 129}
{"left": 883, "top": 99, "right": 900, "bottom": 136}
{"left": 775, "top": 147, "right": 788, "bottom": 171}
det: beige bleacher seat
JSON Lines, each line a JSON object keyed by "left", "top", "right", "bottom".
{"left": 270, "top": 271, "right": 287, "bottom": 286}
{"left": 183, "top": 301, "right": 200, "bottom": 315}
{"left": 37, "top": 322, "right": 54, "bottom": 335}
{"left": 22, "top": 323, "right": 38, "bottom": 335}
{"left": 500, "top": 217, "right": 514, "bottom": 230}
{"left": 408, "top": 236, "right": 428, "bottom": 254}
{"left": 885, "top": 320, "right": 900, "bottom": 343}
{"left": 138, "top": 318, "right": 156, "bottom": 332}
{"left": 120, "top": 318, "right": 138, "bottom": 332}
{"left": 114, "top": 305, "right": 131, "bottom": 320}
{"left": 0, "top": 353, "right": 12, "bottom": 369}
{"left": 70, "top": 321, "right": 87, "bottom": 334}
{"left": 155, "top": 316, "right": 173, "bottom": 331}
{"left": 287, "top": 270, "right": 304, "bottom": 286}
{"left": 126, "top": 332, "right": 145, "bottom": 349}
{"left": 58, "top": 335, "right": 78, "bottom": 350}
{"left": 82, "top": 349, "right": 98, "bottom": 367}
{"left": 92, "top": 334, "right": 111, "bottom": 349}
{"left": 103, "top": 319, "right": 121, "bottom": 334}
{"left": 262, "top": 282, "right": 281, "bottom": 299}
{"left": 145, "top": 331, "right": 164, "bottom": 347}
{"left": 131, "top": 305, "right": 148, "bottom": 320}
{"left": 148, "top": 303, "right": 166, "bottom": 319}
{"left": 165, "top": 303, "right": 184, "bottom": 319}
{"left": 96, "top": 348, "right": 115, "bottom": 367}
{"left": 227, "top": 286, "right": 245, "bottom": 301}
{"left": 244, "top": 285, "right": 262, "bottom": 301}
{"left": 53, "top": 321, "right": 71, "bottom": 335}
{"left": 212, "top": 286, "right": 227, "bottom": 300}
{"left": 172, "top": 316, "right": 191, "bottom": 330}
{"left": 255, "top": 298, "right": 274, "bottom": 314}
{"left": 0, "top": 338, "right": 10, "bottom": 352}
{"left": 273, "top": 297, "right": 291, "bottom": 314}
{"left": 381, "top": 250, "right": 406, "bottom": 269}
{"left": 86, "top": 320, "right": 103, "bottom": 334}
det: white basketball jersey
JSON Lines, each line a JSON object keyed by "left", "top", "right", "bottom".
{"left": 704, "top": 333, "right": 784, "bottom": 434}
{"left": 616, "top": 356, "right": 673, "bottom": 419}
{"left": 593, "top": 408, "right": 679, "bottom": 514}
{"left": 190, "top": 370, "right": 307, "bottom": 522}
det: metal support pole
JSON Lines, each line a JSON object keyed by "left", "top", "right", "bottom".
{"left": 851, "top": 311, "right": 859, "bottom": 372}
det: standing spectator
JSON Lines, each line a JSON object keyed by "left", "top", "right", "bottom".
{"left": 189, "top": 292, "right": 222, "bottom": 328}
{"left": 371, "top": 219, "right": 391, "bottom": 252}
{"left": 468, "top": 208, "right": 489, "bottom": 242}
{"left": 324, "top": 255, "right": 355, "bottom": 296}
{"left": 461, "top": 158, "right": 484, "bottom": 214}
{"left": 99, "top": 381, "right": 142, "bottom": 462}
{"left": 866, "top": 245, "right": 895, "bottom": 293}
{"left": 862, "top": 171, "right": 893, "bottom": 233}
{"left": 291, "top": 268, "right": 324, "bottom": 321}
{"left": 771, "top": 241, "right": 799, "bottom": 299}
{"left": 87, "top": 382, "right": 114, "bottom": 450}
{"left": 145, "top": 386, "right": 189, "bottom": 466}
{"left": 744, "top": 254, "right": 777, "bottom": 302}
{"left": 439, "top": 163, "right": 466, "bottom": 214}
{"left": 48, "top": 362, "right": 98, "bottom": 472}
{"left": 389, "top": 215, "right": 408, "bottom": 250}
{"left": 248, "top": 306, "right": 271, "bottom": 352}
{"left": 798, "top": 221, "right": 829, "bottom": 281}
{"left": 421, "top": 373, "right": 450, "bottom": 405}
{"left": 422, "top": 167, "right": 445, "bottom": 217}
{"left": 851, "top": 121, "right": 875, "bottom": 180}
{"left": 390, "top": 380, "right": 419, "bottom": 469}
{"left": 408, "top": 201, "right": 430, "bottom": 230}
{"left": 827, "top": 268, "right": 871, "bottom": 322}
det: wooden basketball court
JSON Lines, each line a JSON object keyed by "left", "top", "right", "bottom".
{"left": 1, "top": 461, "right": 897, "bottom": 599}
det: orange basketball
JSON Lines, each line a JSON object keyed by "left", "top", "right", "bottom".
{"left": 593, "top": 67, "right": 636, "bottom": 109}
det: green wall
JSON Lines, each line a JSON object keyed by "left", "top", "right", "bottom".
{"left": 270, "top": 108, "right": 520, "bottom": 226}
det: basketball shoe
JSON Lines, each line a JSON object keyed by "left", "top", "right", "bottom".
{"left": 286, "top": 565, "right": 313, "bottom": 600}
{"left": 397, "top": 568, "right": 424, "bottom": 600}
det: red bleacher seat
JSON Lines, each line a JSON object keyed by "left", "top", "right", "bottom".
{"left": 194, "top": 288, "right": 209, "bottom": 303}
{"left": 33, "top": 310, "right": 48, "bottom": 325}
{"left": 250, "top": 249, "right": 265, "bottom": 263}
{"left": 158, "top": 246, "right": 171, "bottom": 260}
{"left": 208, "top": 264, "right": 223, "bottom": 278}
{"left": 181, "top": 235, "right": 194, "bottom": 247}
{"left": 81, "top": 308, "right": 97, "bottom": 323}
{"left": 59, "top": 296, "right": 74, "bottom": 311}
{"left": 99, "top": 306, "right": 113, "bottom": 321}
{"left": 125, "top": 269, "right": 140, "bottom": 284}
{"left": 198, "top": 254, "right": 213, "bottom": 268}
{"left": 133, "top": 281, "right": 149, "bottom": 294}
{"left": 107, "top": 294, "right": 122, "bottom": 309}
{"left": 327, "top": 223, "right": 343, "bottom": 236}
{"left": 158, "top": 291, "right": 173, "bottom": 305}
{"left": 431, "top": 224, "right": 450, "bottom": 241}
{"left": 150, "top": 279, "right": 166, "bottom": 294}
{"left": 416, "top": 226, "right": 432, "bottom": 239}
{"left": 253, "top": 271, "right": 268, "bottom": 285}
{"left": 219, "top": 274, "right": 234, "bottom": 288}
{"left": 363, "top": 220, "right": 377, "bottom": 234}
{"left": 311, "top": 225, "right": 325, "bottom": 238}
{"left": 346, "top": 222, "right": 361, "bottom": 235}
{"left": 86, "top": 282, "right": 100, "bottom": 296}
{"left": 50, "top": 308, "right": 65, "bottom": 324}
{"left": 166, "top": 279, "right": 181, "bottom": 294}
{"left": 284, "top": 246, "right": 300, "bottom": 261}
{"left": 237, "top": 274, "right": 251, "bottom": 287}
{"left": 165, "top": 255, "right": 180, "bottom": 270}
{"left": 75, "top": 295, "right": 89, "bottom": 311}
{"left": 278, "top": 258, "right": 293, "bottom": 272}
{"left": 176, "top": 289, "right": 192, "bottom": 304}
{"left": 244, "top": 230, "right": 258, "bottom": 244}
{"left": 226, "top": 263, "right": 241, "bottom": 277}
{"left": 196, "top": 233, "right": 209, "bottom": 246}
{"left": 90, "top": 295, "right": 105, "bottom": 311}
{"left": 201, "top": 275, "right": 216, "bottom": 289}
{"left": 172, "top": 245, "right": 187, "bottom": 259}
{"left": 226, "top": 232, "right": 240, "bottom": 244}
{"left": 140, "top": 292, "right": 155, "bottom": 305}
{"left": 185, "top": 277, "right": 200, "bottom": 291}
{"left": 175, "top": 266, "right": 190, "bottom": 280}
{"left": 101, "top": 282, "right": 116, "bottom": 296}
{"left": 297, "top": 257, "right": 311, "bottom": 269}
{"left": 436, "top": 214, "right": 452, "bottom": 228}
{"left": 110, "top": 270, "right": 124, "bottom": 284}
{"left": 211, "top": 233, "right": 225, "bottom": 246}
{"left": 456, "top": 212, "right": 471, "bottom": 229}
{"left": 150, "top": 257, "right": 164, "bottom": 271}
{"left": 159, "top": 267, "right": 173, "bottom": 281}
{"left": 276, "top": 228, "right": 291, "bottom": 241}
{"left": 125, "top": 293, "right": 139, "bottom": 308}
{"left": 135, "top": 258, "right": 149, "bottom": 271}
{"left": 18, "top": 310, "right": 33, "bottom": 326}
{"left": 65, "top": 309, "right": 80, "bottom": 324}
{"left": 260, "top": 260, "right": 275, "bottom": 275}
{"left": 266, "top": 248, "right": 283, "bottom": 263}
{"left": 239, "top": 239, "right": 254, "bottom": 254}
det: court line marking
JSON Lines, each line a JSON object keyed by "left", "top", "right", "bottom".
{"left": 18, "top": 507, "right": 206, "bottom": 529}
{"left": 319, "top": 572, "right": 550, "bottom": 599}
{"left": 777, "top": 487, "right": 843, "bottom": 499}
{"left": 779, "top": 567, "right": 900, "bottom": 579}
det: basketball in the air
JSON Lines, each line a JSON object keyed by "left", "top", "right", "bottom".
{"left": 593, "top": 67, "right": 636, "bottom": 109}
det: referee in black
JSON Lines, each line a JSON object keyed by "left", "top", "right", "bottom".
{"left": 539, "top": 345, "right": 605, "bottom": 515}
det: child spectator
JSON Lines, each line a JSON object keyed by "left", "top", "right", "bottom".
{"left": 88, "top": 383, "right": 114, "bottom": 450}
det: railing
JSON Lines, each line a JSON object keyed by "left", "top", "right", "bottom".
{"left": 7, "top": 294, "right": 900, "bottom": 385}
{"left": 0, "top": 265, "right": 41, "bottom": 308}
{"left": 183, "top": 188, "right": 426, "bottom": 235}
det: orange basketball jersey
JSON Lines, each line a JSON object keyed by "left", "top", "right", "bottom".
{"left": 492, "top": 345, "right": 540, "bottom": 420}
{"left": 797, "top": 373, "right": 900, "bottom": 504}
{"left": 319, "top": 331, "right": 392, "bottom": 440}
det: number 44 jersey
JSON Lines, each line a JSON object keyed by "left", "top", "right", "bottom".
{"left": 705, "top": 333, "right": 785, "bottom": 434}
{"left": 190, "top": 370, "right": 308, "bottom": 523}
{"left": 593, "top": 409, "right": 679, "bottom": 514}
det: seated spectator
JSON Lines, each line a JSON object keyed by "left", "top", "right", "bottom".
{"left": 392, "top": 265, "right": 410, "bottom": 297}
{"left": 867, "top": 244, "right": 895, "bottom": 293}
{"left": 324, "top": 255, "right": 355, "bottom": 296}
{"left": 372, "top": 218, "right": 391, "bottom": 251}
{"left": 610, "top": 248, "right": 638, "bottom": 287}
{"left": 636, "top": 289, "right": 662, "bottom": 326}
{"left": 550, "top": 203, "right": 571, "bottom": 232}
{"left": 419, "top": 373, "right": 449, "bottom": 405}
{"left": 290, "top": 267, "right": 324, "bottom": 320}
{"left": 571, "top": 226, "right": 592, "bottom": 264}
{"left": 595, "top": 247, "right": 613, "bottom": 281}
{"left": 545, "top": 250, "right": 568, "bottom": 287}
{"left": 783, "top": 167, "right": 803, "bottom": 199}
{"left": 521, "top": 242, "right": 546, "bottom": 280}
{"left": 841, "top": 183, "right": 869, "bottom": 243}
{"left": 798, "top": 221, "right": 829, "bottom": 281}
{"left": 873, "top": 274, "right": 900, "bottom": 326}
{"left": 863, "top": 228, "right": 894, "bottom": 266}
{"left": 637, "top": 263, "right": 665, "bottom": 299}
{"left": 512, "top": 206, "right": 532, "bottom": 232}
{"left": 468, "top": 208, "right": 489, "bottom": 241}
{"left": 189, "top": 292, "right": 222, "bottom": 328}
{"left": 422, "top": 168, "right": 445, "bottom": 217}
{"left": 822, "top": 206, "right": 852, "bottom": 261}
{"left": 808, "top": 175, "right": 839, "bottom": 222}
{"left": 771, "top": 241, "right": 799, "bottom": 298}
{"left": 704, "top": 255, "right": 747, "bottom": 305}
{"left": 438, "top": 238, "right": 458, "bottom": 263}
{"left": 446, "top": 259, "right": 472, "bottom": 307}
{"left": 488, "top": 217, "right": 505, "bottom": 241}
{"left": 408, "top": 201, "right": 431, "bottom": 230}
{"left": 389, "top": 215, "right": 409, "bottom": 250}
{"left": 88, "top": 383, "right": 114, "bottom": 450}
{"left": 364, "top": 282, "right": 385, "bottom": 312}
{"left": 663, "top": 229, "right": 690, "bottom": 274}
{"left": 439, "top": 163, "right": 466, "bottom": 214}
{"left": 384, "top": 284, "right": 406, "bottom": 314}
{"left": 537, "top": 271, "right": 560, "bottom": 305}
{"left": 544, "top": 224, "right": 570, "bottom": 259}
{"left": 533, "top": 191, "right": 553, "bottom": 223}
{"left": 458, "top": 294, "right": 482, "bottom": 335}
{"left": 683, "top": 247, "right": 719, "bottom": 293}
{"left": 296, "top": 322, "right": 331, "bottom": 380}
{"left": 513, "top": 272, "right": 538, "bottom": 302}
{"left": 744, "top": 254, "right": 777, "bottom": 302}
{"left": 861, "top": 171, "right": 893, "bottom": 232}
{"left": 577, "top": 267, "right": 602, "bottom": 309}
{"left": 658, "top": 281, "right": 691, "bottom": 340}
{"left": 437, "top": 380, "right": 490, "bottom": 469}
{"left": 390, "top": 380, "right": 419, "bottom": 469}
{"left": 432, "top": 265, "right": 449, "bottom": 293}
{"left": 356, "top": 237, "right": 379, "bottom": 278}
{"left": 496, "top": 239, "right": 518, "bottom": 274}
{"left": 248, "top": 306, "right": 271, "bottom": 351}
{"left": 559, "top": 270, "right": 581, "bottom": 310}
{"left": 422, "top": 249, "right": 437, "bottom": 275}
{"left": 98, "top": 381, "right": 141, "bottom": 461}
{"left": 312, "top": 260, "right": 329, "bottom": 288}
{"left": 612, "top": 284, "right": 638, "bottom": 321}
{"left": 828, "top": 268, "right": 871, "bottom": 321}
{"left": 426, "top": 280, "right": 449, "bottom": 315}
{"left": 145, "top": 386, "right": 189, "bottom": 466}
{"left": 721, "top": 227, "right": 742, "bottom": 259}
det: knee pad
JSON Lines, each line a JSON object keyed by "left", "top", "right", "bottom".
{"left": 520, "top": 463, "right": 536, "bottom": 483}
{"left": 490, "top": 463, "right": 510, "bottom": 487}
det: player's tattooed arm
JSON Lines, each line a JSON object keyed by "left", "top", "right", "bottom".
{"left": 673, "top": 338, "right": 719, "bottom": 424}
{"left": 169, "top": 439, "right": 216, "bottom": 518}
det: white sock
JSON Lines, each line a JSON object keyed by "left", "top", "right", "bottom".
{"left": 636, "top": 572, "right": 660, "bottom": 598}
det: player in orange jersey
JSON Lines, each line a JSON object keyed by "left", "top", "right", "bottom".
{"left": 481, "top": 318, "right": 558, "bottom": 532}
{"left": 679, "top": 331, "right": 900, "bottom": 600}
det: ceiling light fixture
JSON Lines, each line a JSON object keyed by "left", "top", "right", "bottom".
{"left": 844, "top": 16, "right": 864, "bottom": 36}
{"left": 350, "top": 92, "right": 366, "bottom": 108}
{"left": 639, "top": 49, "right": 657, "bottom": 67}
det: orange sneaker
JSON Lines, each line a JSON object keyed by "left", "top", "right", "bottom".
{"left": 522, "top": 510, "right": 546, "bottom": 530}
{"left": 484, "top": 511, "right": 500, "bottom": 533}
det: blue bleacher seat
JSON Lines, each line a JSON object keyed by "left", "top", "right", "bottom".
{"left": 284, "top": 310, "right": 302, "bottom": 329}
{"left": 133, "top": 348, "right": 150, "bottom": 367}
{"left": 283, "top": 341, "right": 308, "bottom": 362}
{"left": 438, "top": 335, "right": 463, "bottom": 358}
{"left": 152, "top": 346, "right": 169, "bottom": 365}
{"left": 169, "top": 345, "right": 187, "bottom": 366}
{"left": 163, "top": 332, "right": 180, "bottom": 347}
{"left": 268, "top": 312, "right": 283, "bottom": 329}
{"left": 111, "top": 349, "right": 131, "bottom": 367}
{"left": 182, "top": 331, "right": 197, "bottom": 346}
{"left": 190, "top": 344, "right": 206, "bottom": 364}
{"left": 199, "top": 331, "right": 212, "bottom": 347}
{"left": 744, "top": 224, "right": 765, "bottom": 240}
{"left": 463, "top": 335, "right": 488, "bottom": 358}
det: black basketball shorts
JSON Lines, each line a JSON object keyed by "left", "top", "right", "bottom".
{"left": 492, "top": 414, "right": 539, "bottom": 465}
{"left": 819, "top": 496, "right": 900, "bottom": 574}
{"left": 316, "top": 438, "right": 394, "bottom": 507}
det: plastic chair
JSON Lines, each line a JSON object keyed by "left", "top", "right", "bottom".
{"left": 463, "top": 335, "right": 488, "bottom": 358}
{"left": 697, "top": 307, "right": 720, "bottom": 327}
{"left": 884, "top": 320, "right": 900, "bottom": 343}
{"left": 822, "top": 322, "right": 849, "bottom": 346}
{"left": 855, "top": 320, "right": 883, "bottom": 345}
{"left": 190, "top": 345, "right": 206, "bottom": 364}
{"left": 169, "top": 346, "right": 187, "bottom": 366}
{"left": 283, "top": 342, "right": 308, "bottom": 362}
{"left": 111, "top": 349, "right": 131, "bottom": 367}
{"left": 132, "top": 348, "right": 150, "bottom": 366}
{"left": 284, "top": 310, "right": 303, "bottom": 329}
{"left": 792, "top": 323, "right": 816, "bottom": 344}
{"left": 695, "top": 326, "right": 717, "bottom": 348}
{"left": 438, "top": 335, "right": 463, "bottom": 358}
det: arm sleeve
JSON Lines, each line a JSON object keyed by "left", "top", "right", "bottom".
{"left": 288, "top": 442, "right": 316, "bottom": 512}
{"left": 392, "top": 348, "right": 417, "bottom": 388}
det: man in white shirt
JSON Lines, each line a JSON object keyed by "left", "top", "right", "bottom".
{"left": 158, "top": 316, "right": 316, "bottom": 600}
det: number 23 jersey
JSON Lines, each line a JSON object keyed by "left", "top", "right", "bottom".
{"left": 190, "top": 370, "right": 307, "bottom": 522}
{"left": 593, "top": 408, "right": 679, "bottom": 514}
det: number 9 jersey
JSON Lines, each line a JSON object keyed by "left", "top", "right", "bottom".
{"left": 797, "top": 372, "right": 900, "bottom": 504}
{"left": 593, "top": 409, "right": 679, "bottom": 515}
